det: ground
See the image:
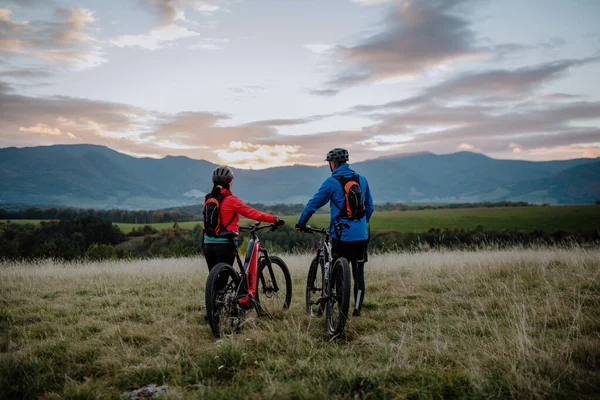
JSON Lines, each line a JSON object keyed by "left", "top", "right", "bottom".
{"left": 1, "top": 248, "right": 599, "bottom": 399}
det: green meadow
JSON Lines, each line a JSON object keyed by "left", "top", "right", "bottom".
{"left": 4, "top": 205, "right": 599, "bottom": 234}
{"left": 119, "top": 205, "right": 600, "bottom": 233}
{"left": 284, "top": 205, "right": 600, "bottom": 233}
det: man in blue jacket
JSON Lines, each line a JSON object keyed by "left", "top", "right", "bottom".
{"left": 296, "top": 148, "right": 374, "bottom": 317}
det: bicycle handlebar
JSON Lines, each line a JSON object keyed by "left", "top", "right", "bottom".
{"left": 303, "top": 225, "right": 328, "bottom": 234}
{"left": 303, "top": 222, "right": 349, "bottom": 235}
{"left": 239, "top": 222, "right": 281, "bottom": 233}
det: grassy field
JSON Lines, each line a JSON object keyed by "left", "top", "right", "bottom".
{"left": 283, "top": 205, "right": 600, "bottom": 233}
{"left": 1, "top": 248, "right": 599, "bottom": 399}
{"left": 117, "top": 221, "right": 202, "bottom": 233}
{"left": 4, "top": 205, "right": 599, "bottom": 234}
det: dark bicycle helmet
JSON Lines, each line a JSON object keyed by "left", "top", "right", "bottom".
{"left": 325, "top": 148, "right": 349, "bottom": 163}
{"left": 212, "top": 166, "right": 234, "bottom": 184}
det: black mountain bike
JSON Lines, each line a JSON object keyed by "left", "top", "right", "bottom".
{"left": 305, "top": 223, "right": 351, "bottom": 338}
{"left": 205, "top": 222, "right": 292, "bottom": 337}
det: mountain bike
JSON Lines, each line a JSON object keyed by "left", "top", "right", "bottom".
{"left": 205, "top": 222, "right": 292, "bottom": 337}
{"left": 304, "top": 223, "right": 351, "bottom": 338}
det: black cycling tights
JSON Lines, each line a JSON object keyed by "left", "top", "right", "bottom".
{"left": 351, "top": 261, "right": 365, "bottom": 314}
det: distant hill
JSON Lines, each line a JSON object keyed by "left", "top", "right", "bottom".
{"left": 1, "top": 145, "right": 598, "bottom": 209}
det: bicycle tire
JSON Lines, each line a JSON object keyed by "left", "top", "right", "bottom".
{"left": 256, "top": 255, "right": 292, "bottom": 315}
{"left": 326, "top": 257, "right": 351, "bottom": 338}
{"left": 205, "top": 263, "right": 241, "bottom": 338}
{"left": 306, "top": 255, "right": 325, "bottom": 317}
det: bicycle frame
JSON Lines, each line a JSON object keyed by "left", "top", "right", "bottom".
{"left": 307, "top": 223, "right": 349, "bottom": 307}
{"left": 230, "top": 223, "right": 276, "bottom": 310}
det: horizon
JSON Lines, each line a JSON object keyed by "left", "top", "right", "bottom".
{"left": 3, "top": 143, "right": 599, "bottom": 171}
{"left": 1, "top": 0, "right": 599, "bottom": 169}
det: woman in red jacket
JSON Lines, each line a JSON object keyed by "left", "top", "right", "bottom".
{"left": 203, "top": 166, "right": 284, "bottom": 271}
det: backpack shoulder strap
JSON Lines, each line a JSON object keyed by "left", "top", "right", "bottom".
{"left": 218, "top": 194, "right": 236, "bottom": 231}
{"left": 331, "top": 175, "right": 350, "bottom": 219}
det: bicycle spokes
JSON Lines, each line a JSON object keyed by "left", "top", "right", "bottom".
{"left": 306, "top": 257, "right": 325, "bottom": 317}
{"left": 325, "top": 259, "right": 351, "bottom": 338}
{"left": 327, "top": 274, "right": 342, "bottom": 330}
{"left": 257, "top": 257, "right": 292, "bottom": 315}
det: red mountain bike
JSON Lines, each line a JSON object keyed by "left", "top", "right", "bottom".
{"left": 205, "top": 222, "right": 292, "bottom": 337}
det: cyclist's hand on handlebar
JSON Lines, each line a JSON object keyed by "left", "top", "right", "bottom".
{"left": 295, "top": 223, "right": 307, "bottom": 233}
{"left": 273, "top": 218, "right": 285, "bottom": 229}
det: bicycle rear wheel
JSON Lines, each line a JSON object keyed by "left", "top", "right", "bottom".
{"left": 205, "top": 263, "right": 241, "bottom": 337}
{"left": 326, "top": 257, "right": 351, "bottom": 338}
{"left": 306, "top": 255, "right": 325, "bottom": 317}
{"left": 256, "top": 255, "right": 292, "bottom": 315}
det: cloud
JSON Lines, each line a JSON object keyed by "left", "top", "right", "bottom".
{"left": 111, "top": 24, "right": 200, "bottom": 50}
{"left": 19, "top": 123, "right": 63, "bottom": 136}
{"left": 304, "top": 43, "right": 333, "bottom": 54}
{"left": 422, "top": 58, "right": 600, "bottom": 99}
{"left": 525, "top": 145, "right": 600, "bottom": 161}
{"left": 582, "top": 148, "right": 600, "bottom": 158}
{"left": 9, "top": 74, "right": 599, "bottom": 165}
{"left": 326, "top": 0, "right": 487, "bottom": 89}
{"left": 113, "top": 1, "right": 228, "bottom": 51}
{"left": 33, "top": 49, "right": 106, "bottom": 69}
{"left": 0, "top": 0, "right": 51, "bottom": 6}
{"left": 345, "top": 57, "right": 600, "bottom": 114}
{"left": 308, "top": 88, "right": 340, "bottom": 97}
{"left": 509, "top": 143, "right": 522, "bottom": 153}
{"left": 538, "top": 93, "right": 584, "bottom": 101}
{"left": 0, "top": 67, "right": 53, "bottom": 79}
{"left": 0, "top": 82, "right": 155, "bottom": 149}
{"left": 351, "top": 0, "right": 396, "bottom": 5}
{"left": 216, "top": 142, "right": 302, "bottom": 169}
{"left": 143, "top": 0, "right": 223, "bottom": 24}
{"left": 0, "top": 6, "right": 104, "bottom": 69}
{"left": 229, "top": 85, "right": 265, "bottom": 94}
{"left": 349, "top": 98, "right": 600, "bottom": 161}
{"left": 188, "top": 37, "right": 229, "bottom": 50}
{"left": 55, "top": 8, "right": 96, "bottom": 44}
{"left": 143, "top": 112, "right": 329, "bottom": 152}
{"left": 2, "top": 86, "right": 338, "bottom": 168}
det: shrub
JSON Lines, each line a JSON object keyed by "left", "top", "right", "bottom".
{"left": 85, "top": 244, "right": 117, "bottom": 261}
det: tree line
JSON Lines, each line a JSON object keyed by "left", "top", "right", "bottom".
{"left": 0, "top": 201, "right": 535, "bottom": 224}
{"left": 1, "top": 218, "right": 597, "bottom": 262}
{"left": 0, "top": 207, "right": 195, "bottom": 224}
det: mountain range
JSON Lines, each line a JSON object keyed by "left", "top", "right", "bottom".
{"left": 1, "top": 144, "right": 599, "bottom": 209}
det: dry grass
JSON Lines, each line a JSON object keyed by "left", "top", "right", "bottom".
{"left": 1, "top": 248, "right": 599, "bottom": 399}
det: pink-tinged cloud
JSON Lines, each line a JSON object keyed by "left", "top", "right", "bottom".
{"left": 0, "top": 6, "right": 104, "bottom": 69}
{"left": 143, "top": 0, "right": 222, "bottom": 24}
{"left": 327, "top": 0, "right": 488, "bottom": 89}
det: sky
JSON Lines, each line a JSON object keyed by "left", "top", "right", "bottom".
{"left": 1, "top": 0, "right": 599, "bottom": 169}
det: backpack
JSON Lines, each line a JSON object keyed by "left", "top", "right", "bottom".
{"left": 203, "top": 192, "right": 234, "bottom": 237}
{"left": 335, "top": 174, "right": 365, "bottom": 220}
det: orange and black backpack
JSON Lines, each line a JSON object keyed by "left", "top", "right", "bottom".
{"left": 203, "top": 192, "right": 234, "bottom": 237}
{"left": 335, "top": 174, "right": 365, "bottom": 220}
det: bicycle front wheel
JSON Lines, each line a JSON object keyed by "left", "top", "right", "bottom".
{"left": 306, "top": 255, "right": 325, "bottom": 317}
{"left": 205, "top": 263, "right": 241, "bottom": 338}
{"left": 326, "top": 257, "right": 351, "bottom": 338}
{"left": 256, "top": 255, "right": 292, "bottom": 315}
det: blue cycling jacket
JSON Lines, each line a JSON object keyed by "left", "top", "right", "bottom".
{"left": 298, "top": 163, "right": 374, "bottom": 241}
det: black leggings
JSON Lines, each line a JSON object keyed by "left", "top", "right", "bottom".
{"left": 332, "top": 239, "right": 367, "bottom": 313}
{"left": 203, "top": 242, "right": 236, "bottom": 272}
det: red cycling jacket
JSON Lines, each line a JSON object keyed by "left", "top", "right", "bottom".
{"left": 218, "top": 188, "right": 277, "bottom": 233}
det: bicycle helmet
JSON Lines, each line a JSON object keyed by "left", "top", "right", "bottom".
{"left": 212, "top": 166, "right": 234, "bottom": 184}
{"left": 325, "top": 148, "right": 349, "bottom": 163}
